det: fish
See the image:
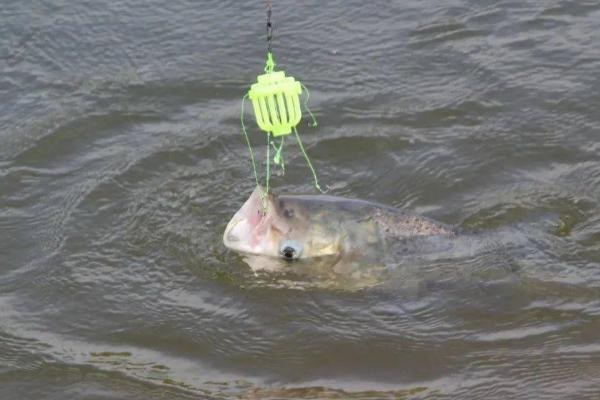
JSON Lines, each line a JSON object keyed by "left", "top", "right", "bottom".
{"left": 223, "top": 186, "right": 457, "bottom": 272}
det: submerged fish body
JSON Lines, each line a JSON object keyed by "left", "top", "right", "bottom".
{"left": 223, "top": 186, "right": 456, "bottom": 272}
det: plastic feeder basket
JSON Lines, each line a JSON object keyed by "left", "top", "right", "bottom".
{"left": 248, "top": 71, "right": 302, "bottom": 137}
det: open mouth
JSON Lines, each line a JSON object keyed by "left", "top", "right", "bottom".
{"left": 223, "top": 216, "right": 267, "bottom": 255}
{"left": 223, "top": 217, "right": 243, "bottom": 246}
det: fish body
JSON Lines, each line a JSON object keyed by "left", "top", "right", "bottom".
{"left": 223, "top": 186, "right": 455, "bottom": 271}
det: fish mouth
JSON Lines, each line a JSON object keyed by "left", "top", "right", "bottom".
{"left": 223, "top": 219, "right": 240, "bottom": 243}
{"left": 222, "top": 216, "right": 268, "bottom": 256}
{"left": 223, "top": 217, "right": 243, "bottom": 247}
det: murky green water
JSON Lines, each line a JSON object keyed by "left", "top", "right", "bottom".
{"left": 2, "top": 0, "right": 600, "bottom": 398}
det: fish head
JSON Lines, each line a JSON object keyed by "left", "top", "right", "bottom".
{"left": 223, "top": 186, "right": 342, "bottom": 261}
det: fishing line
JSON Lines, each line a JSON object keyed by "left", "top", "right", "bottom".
{"left": 239, "top": 0, "right": 326, "bottom": 206}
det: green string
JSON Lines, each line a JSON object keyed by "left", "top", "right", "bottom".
{"left": 300, "top": 82, "right": 318, "bottom": 128}
{"left": 297, "top": 82, "right": 324, "bottom": 192}
{"left": 293, "top": 126, "right": 325, "bottom": 193}
{"left": 272, "top": 136, "right": 285, "bottom": 172}
{"left": 265, "top": 132, "right": 271, "bottom": 197}
{"left": 264, "top": 52, "right": 276, "bottom": 73}
{"left": 241, "top": 94, "right": 269, "bottom": 210}
{"left": 240, "top": 94, "right": 260, "bottom": 188}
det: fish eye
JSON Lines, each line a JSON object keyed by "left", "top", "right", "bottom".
{"left": 279, "top": 240, "right": 302, "bottom": 261}
{"left": 283, "top": 208, "right": 294, "bottom": 218}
